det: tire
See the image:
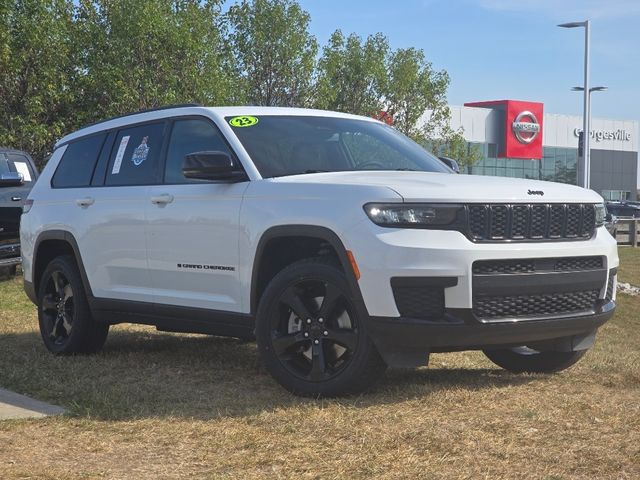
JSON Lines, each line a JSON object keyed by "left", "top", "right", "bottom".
{"left": 483, "top": 346, "right": 587, "bottom": 373}
{"left": 256, "top": 258, "right": 387, "bottom": 397}
{"left": 37, "top": 255, "right": 109, "bottom": 355}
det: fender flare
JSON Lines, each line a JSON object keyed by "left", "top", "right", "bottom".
{"left": 31, "top": 230, "right": 94, "bottom": 299}
{"left": 250, "top": 225, "right": 367, "bottom": 317}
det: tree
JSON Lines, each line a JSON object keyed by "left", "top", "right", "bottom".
{"left": 383, "top": 47, "right": 450, "bottom": 140}
{"left": 0, "top": 0, "right": 77, "bottom": 166}
{"left": 313, "top": 31, "right": 478, "bottom": 169}
{"left": 226, "top": 0, "right": 318, "bottom": 107}
{"left": 314, "top": 30, "right": 388, "bottom": 116}
{"left": 75, "top": 0, "right": 234, "bottom": 124}
{"left": 427, "top": 126, "right": 482, "bottom": 171}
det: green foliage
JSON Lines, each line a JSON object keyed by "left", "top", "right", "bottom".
{"left": 227, "top": 0, "right": 318, "bottom": 107}
{"left": 0, "top": 0, "right": 475, "bottom": 169}
{"left": 428, "top": 128, "right": 483, "bottom": 170}
{"left": 0, "top": 0, "right": 76, "bottom": 166}
{"left": 75, "top": 0, "right": 234, "bottom": 123}
{"left": 315, "top": 30, "right": 474, "bottom": 167}
{"left": 384, "top": 48, "right": 450, "bottom": 139}
{"left": 314, "top": 30, "right": 388, "bottom": 115}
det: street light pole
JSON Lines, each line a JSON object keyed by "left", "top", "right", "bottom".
{"left": 571, "top": 85, "right": 608, "bottom": 188}
{"left": 559, "top": 20, "right": 591, "bottom": 189}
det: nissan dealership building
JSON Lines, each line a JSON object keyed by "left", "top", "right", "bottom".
{"left": 439, "top": 100, "right": 639, "bottom": 201}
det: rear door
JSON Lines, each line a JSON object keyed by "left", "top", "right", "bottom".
{"left": 78, "top": 121, "right": 168, "bottom": 303}
{"left": 146, "top": 116, "right": 248, "bottom": 312}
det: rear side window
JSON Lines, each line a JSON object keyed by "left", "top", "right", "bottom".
{"left": 165, "top": 118, "right": 235, "bottom": 184}
{"left": 52, "top": 134, "right": 106, "bottom": 188}
{"left": 106, "top": 123, "right": 165, "bottom": 186}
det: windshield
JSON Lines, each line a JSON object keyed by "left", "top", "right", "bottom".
{"left": 225, "top": 115, "right": 451, "bottom": 178}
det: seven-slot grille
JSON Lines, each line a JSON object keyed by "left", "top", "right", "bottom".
{"left": 467, "top": 203, "right": 596, "bottom": 242}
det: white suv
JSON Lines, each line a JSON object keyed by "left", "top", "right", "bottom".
{"left": 20, "top": 105, "right": 618, "bottom": 396}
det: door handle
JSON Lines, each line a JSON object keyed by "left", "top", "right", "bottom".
{"left": 151, "top": 194, "right": 174, "bottom": 205}
{"left": 11, "top": 196, "right": 21, "bottom": 201}
{"left": 75, "top": 197, "right": 95, "bottom": 207}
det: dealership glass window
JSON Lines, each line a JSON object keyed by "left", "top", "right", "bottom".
{"left": 602, "top": 190, "right": 631, "bottom": 201}
{"left": 487, "top": 143, "right": 498, "bottom": 158}
{"left": 463, "top": 141, "right": 583, "bottom": 185}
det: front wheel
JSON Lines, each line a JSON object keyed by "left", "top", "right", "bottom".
{"left": 256, "top": 258, "right": 386, "bottom": 397}
{"left": 483, "top": 346, "right": 587, "bottom": 373}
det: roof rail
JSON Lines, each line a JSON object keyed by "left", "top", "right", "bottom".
{"left": 78, "top": 103, "right": 203, "bottom": 130}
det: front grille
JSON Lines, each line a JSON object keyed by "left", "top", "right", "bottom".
{"left": 473, "top": 290, "right": 600, "bottom": 320}
{"left": 473, "top": 256, "right": 604, "bottom": 275}
{"left": 392, "top": 286, "right": 445, "bottom": 320}
{"left": 472, "top": 256, "right": 607, "bottom": 321}
{"left": 473, "top": 260, "right": 535, "bottom": 275}
{"left": 554, "top": 256, "right": 603, "bottom": 271}
{"left": 467, "top": 203, "right": 597, "bottom": 242}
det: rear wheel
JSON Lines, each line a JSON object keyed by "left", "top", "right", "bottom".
{"left": 38, "top": 255, "right": 109, "bottom": 354}
{"left": 256, "top": 258, "right": 386, "bottom": 397}
{"left": 483, "top": 346, "right": 587, "bottom": 373}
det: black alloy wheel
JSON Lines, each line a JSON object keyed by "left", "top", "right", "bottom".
{"left": 41, "top": 270, "right": 75, "bottom": 346}
{"left": 271, "top": 278, "right": 358, "bottom": 382}
{"left": 256, "top": 258, "right": 386, "bottom": 397}
{"left": 38, "top": 255, "right": 109, "bottom": 355}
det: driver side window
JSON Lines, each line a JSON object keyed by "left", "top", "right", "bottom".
{"left": 165, "top": 118, "right": 234, "bottom": 184}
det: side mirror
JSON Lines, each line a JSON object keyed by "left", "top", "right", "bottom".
{"left": 438, "top": 156, "right": 460, "bottom": 174}
{"left": 0, "top": 172, "right": 24, "bottom": 187}
{"left": 182, "top": 151, "right": 246, "bottom": 182}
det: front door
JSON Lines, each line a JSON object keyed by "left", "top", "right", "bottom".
{"left": 146, "top": 117, "right": 248, "bottom": 312}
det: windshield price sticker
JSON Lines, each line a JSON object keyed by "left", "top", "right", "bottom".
{"left": 229, "top": 116, "right": 259, "bottom": 128}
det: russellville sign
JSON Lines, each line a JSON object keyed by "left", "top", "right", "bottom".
{"left": 465, "top": 100, "right": 544, "bottom": 160}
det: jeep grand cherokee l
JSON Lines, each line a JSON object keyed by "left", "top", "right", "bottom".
{"left": 20, "top": 105, "right": 618, "bottom": 396}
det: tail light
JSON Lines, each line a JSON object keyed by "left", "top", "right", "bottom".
{"left": 22, "top": 199, "right": 33, "bottom": 214}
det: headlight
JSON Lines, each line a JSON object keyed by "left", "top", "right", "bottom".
{"left": 595, "top": 203, "right": 606, "bottom": 227}
{"left": 364, "top": 203, "right": 463, "bottom": 228}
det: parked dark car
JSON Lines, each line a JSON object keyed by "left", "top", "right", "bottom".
{"left": 0, "top": 148, "right": 38, "bottom": 277}
{"left": 606, "top": 201, "right": 640, "bottom": 218}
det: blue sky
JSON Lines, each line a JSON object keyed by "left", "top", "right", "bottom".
{"left": 297, "top": 0, "right": 639, "bottom": 121}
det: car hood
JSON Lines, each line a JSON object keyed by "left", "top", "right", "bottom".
{"left": 271, "top": 171, "right": 603, "bottom": 203}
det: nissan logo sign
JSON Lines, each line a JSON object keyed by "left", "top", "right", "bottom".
{"left": 512, "top": 111, "right": 540, "bottom": 144}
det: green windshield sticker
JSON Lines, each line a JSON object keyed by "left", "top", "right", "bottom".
{"left": 229, "top": 116, "right": 259, "bottom": 128}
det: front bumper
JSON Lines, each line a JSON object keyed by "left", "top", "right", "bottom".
{"left": 343, "top": 222, "right": 619, "bottom": 317}
{"left": 366, "top": 300, "right": 615, "bottom": 367}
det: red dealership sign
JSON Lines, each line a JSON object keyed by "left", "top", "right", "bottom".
{"left": 465, "top": 100, "right": 544, "bottom": 159}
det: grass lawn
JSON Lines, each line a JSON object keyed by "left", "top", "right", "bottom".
{"left": 617, "top": 246, "right": 640, "bottom": 286}
{"left": 0, "top": 269, "right": 638, "bottom": 479}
